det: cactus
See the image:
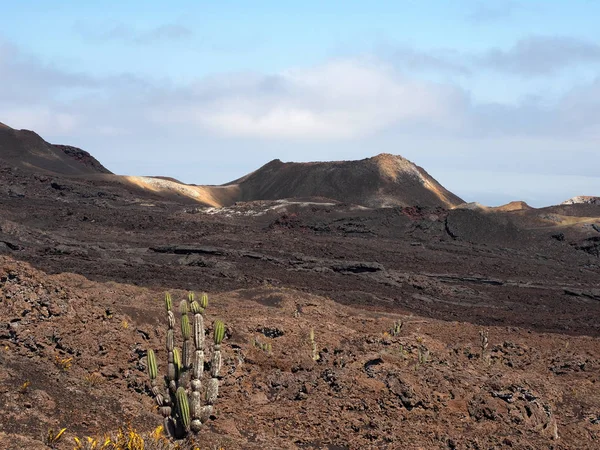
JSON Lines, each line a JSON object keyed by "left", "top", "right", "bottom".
{"left": 145, "top": 291, "right": 226, "bottom": 439}
{"left": 165, "top": 292, "right": 172, "bottom": 312}
{"left": 173, "top": 348, "right": 182, "bottom": 377}
{"left": 147, "top": 349, "right": 157, "bottom": 380}
{"left": 214, "top": 320, "right": 225, "bottom": 346}
{"left": 176, "top": 387, "right": 191, "bottom": 431}
{"left": 391, "top": 320, "right": 403, "bottom": 336}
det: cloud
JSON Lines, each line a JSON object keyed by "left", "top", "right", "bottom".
{"left": 154, "top": 59, "right": 469, "bottom": 139}
{"left": 479, "top": 36, "right": 600, "bottom": 75}
{"left": 0, "top": 41, "right": 95, "bottom": 103}
{"left": 74, "top": 22, "right": 192, "bottom": 45}
{"left": 1, "top": 37, "right": 600, "bottom": 144}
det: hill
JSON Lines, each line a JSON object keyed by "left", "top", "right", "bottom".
{"left": 0, "top": 122, "right": 111, "bottom": 175}
{"left": 227, "top": 153, "right": 464, "bottom": 208}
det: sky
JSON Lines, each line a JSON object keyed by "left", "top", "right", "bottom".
{"left": 1, "top": 0, "right": 599, "bottom": 206}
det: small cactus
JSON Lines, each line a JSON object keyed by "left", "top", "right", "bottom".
{"left": 190, "top": 301, "right": 201, "bottom": 314}
{"left": 391, "top": 320, "right": 403, "bottom": 336}
{"left": 145, "top": 292, "right": 226, "bottom": 438}
{"left": 200, "top": 292, "right": 208, "bottom": 310}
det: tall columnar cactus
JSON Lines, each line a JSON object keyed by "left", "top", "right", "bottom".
{"left": 146, "top": 291, "right": 226, "bottom": 438}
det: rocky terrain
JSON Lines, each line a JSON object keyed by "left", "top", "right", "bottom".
{"left": 2, "top": 257, "right": 600, "bottom": 449}
{"left": 562, "top": 196, "right": 600, "bottom": 206}
{"left": 1, "top": 124, "right": 600, "bottom": 448}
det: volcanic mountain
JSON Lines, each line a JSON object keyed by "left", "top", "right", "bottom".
{"left": 0, "top": 122, "right": 463, "bottom": 208}
{"left": 227, "top": 153, "right": 464, "bottom": 208}
{"left": 0, "top": 122, "right": 111, "bottom": 175}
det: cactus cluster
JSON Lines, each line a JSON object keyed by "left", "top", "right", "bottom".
{"left": 253, "top": 338, "right": 272, "bottom": 354}
{"left": 390, "top": 320, "right": 403, "bottom": 336}
{"left": 146, "top": 292, "right": 226, "bottom": 438}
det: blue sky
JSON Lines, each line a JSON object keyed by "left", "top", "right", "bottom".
{"left": 1, "top": 0, "right": 600, "bottom": 206}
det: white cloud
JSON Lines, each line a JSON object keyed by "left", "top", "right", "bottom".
{"left": 153, "top": 59, "right": 468, "bottom": 139}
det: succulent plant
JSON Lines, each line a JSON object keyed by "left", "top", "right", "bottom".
{"left": 147, "top": 349, "right": 157, "bottom": 380}
{"left": 391, "top": 320, "right": 403, "bottom": 336}
{"left": 145, "top": 291, "right": 226, "bottom": 438}
{"left": 165, "top": 292, "right": 172, "bottom": 312}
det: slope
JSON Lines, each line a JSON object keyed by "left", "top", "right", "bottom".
{"left": 0, "top": 122, "right": 111, "bottom": 175}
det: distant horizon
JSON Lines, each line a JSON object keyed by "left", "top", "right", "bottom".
{"left": 1, "top": 1, "right": 599, "bottom": 207}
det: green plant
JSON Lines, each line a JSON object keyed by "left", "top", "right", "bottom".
{"left": 253, "top": 338, "right": 272, "bottom": 354}
{"left": 146, "top": 292, "right": 226, "bottom": 438}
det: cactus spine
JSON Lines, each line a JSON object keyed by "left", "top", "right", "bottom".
{"left": 146, "top": 291, "right": 226, "bottom": 438}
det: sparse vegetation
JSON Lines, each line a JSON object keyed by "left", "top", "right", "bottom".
{"left": 390, "top": 319, "right": 403, "bottom": 336}
{"left": 54, "top": 355, "right": 73, "bottom": 371}
{"left": 254, "top": 338, "right": 272, "bottom": 354}
{"left": 73, "top": 425, "right": 227, "bottom": 449}
{"left": 146, "top": 292, "right": 226, "bottom": 438}
{"left": 84, "top": 372, "right": 104, "bottom": 387}
{"left": 44, "top": 427, "right": 66, "bottom": 448}
{"left": 18, "top": 380, "right": 30, "bottom": 394}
